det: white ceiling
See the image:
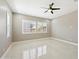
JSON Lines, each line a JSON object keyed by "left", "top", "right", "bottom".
{"left": 6, "top": 0, "right": 78, "bottom": 19}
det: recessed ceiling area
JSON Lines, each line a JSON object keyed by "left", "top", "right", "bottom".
{"left": 6, "top": 0, "right": 77, "bottom": 19}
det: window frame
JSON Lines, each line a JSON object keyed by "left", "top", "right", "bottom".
{"left": 22, "top": 19, "right": 48, "bottom": 34}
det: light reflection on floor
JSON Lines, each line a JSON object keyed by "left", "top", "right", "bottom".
{"left": 23, "top": 45, "right": 47, "bottom": 59}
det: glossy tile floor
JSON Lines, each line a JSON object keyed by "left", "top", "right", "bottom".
{"left": 3, "top": 38, "right": 78, "bottom": 59}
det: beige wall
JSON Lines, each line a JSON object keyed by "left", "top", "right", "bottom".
{"left": 51, "top": 11, "right": 78, "bottom": 43}
{"left": 0, "top": 0, "right": 12, "bottom": 57}
{"left": 12, "top": 13, "right": 51, "bottom": 42}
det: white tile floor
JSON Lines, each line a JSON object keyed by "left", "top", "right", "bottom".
{"left": 2, "top": 38, "right": 78, "bottom": 59}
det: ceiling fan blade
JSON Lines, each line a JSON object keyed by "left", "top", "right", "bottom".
{"left": 49, "top": 3, "right": 54, "bottom": 8}
{"left": 51, "top": 8, "right": 60, "bottom": 10}
{"left": 51, "top": 11, "right": 53, "bottom": 14}
{"left": 44, "top": 10, "right": 48, "bottom": 13}
{"left": 44, "top": 9, "right": 49, "bottom": 13}
{"left": 51, "top": 3, "right": 54, "bottom": 6}
{"left": 49, "top": 2, "right": 54, "bottom": 7}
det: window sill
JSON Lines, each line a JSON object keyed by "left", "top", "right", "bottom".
{"left": 22, "top": 32, "right": 48, "bottom": 34}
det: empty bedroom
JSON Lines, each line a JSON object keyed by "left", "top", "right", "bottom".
{"left": 0, "top": 0, "right": 78, "bottom": 59}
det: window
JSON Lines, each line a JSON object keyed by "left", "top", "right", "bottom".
{"left": 22, "top": 20, "right": 36, "bottom": 34}
{"left": 22, "top": 20, "right": 48, "bottom": 34}
{"left": 42, "top": 22, "right": 47, "bottom": 32}
{"left": 37, "top": 21, "right": 43, "bottom": 32}
{"left": 7, "top": 12, "right": 10, "bottom": 38}
{"left": 37, "top": 22, "right": 47, "bottom": 32}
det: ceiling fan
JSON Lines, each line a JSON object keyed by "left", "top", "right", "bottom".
{"left": 42, "top": 2, "right": 60, "bottom": 14}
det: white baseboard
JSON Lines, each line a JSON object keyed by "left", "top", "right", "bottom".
{"left": 50, "top": 37, "right": 78, "bottom": 46}
{"left": 12, "top": 37, "right": 51, "bottom": 45}
{"left": 0, "top": 44, "right": 12, "bottom": 59}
